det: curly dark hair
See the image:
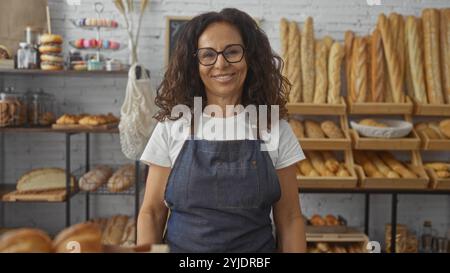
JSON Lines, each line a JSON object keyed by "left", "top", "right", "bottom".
{"left": 154, "top": 8, "right": 290, "bottom": 122}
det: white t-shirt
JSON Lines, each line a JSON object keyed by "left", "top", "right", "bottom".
{"left": 140, "top": 111, "right": 305, "bottom": 169}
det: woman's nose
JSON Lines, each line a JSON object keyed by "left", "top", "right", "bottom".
{"left": 214, "top": 53, "right": 229, "bottom": 68}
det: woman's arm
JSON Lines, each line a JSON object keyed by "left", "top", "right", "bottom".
{"left": 137, "top": 164, "right": 171, "bottom": 245}
{"left": 273, "top": 164, "right": 307, "bottom": 253}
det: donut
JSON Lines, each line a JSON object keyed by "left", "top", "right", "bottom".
{"left": 40, "top": 61, "right": 63, "bottom": 71}
{"left": 40, "top": 54, "right": 64, "bottom": 63}
{"left": 39, "top": 45, "right": 62, "bottom": 54}
{"left": 40, "top": 34, "right": 63, "bottom": 44}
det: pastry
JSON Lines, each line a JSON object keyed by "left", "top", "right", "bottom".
{"left": 313, "top": 40, "right": 328, "bottom": 104}
{"left": 16, "top": 168, "right": 75, "bottom": 192}
{"left": 79, "top": 165, "right": 113, "bottom": 192}
{"left": 321, "top": 151, "right": 340, "bottom": 173}
{"left": 422, "top": 9, "right": 445, "bottom": 104}
{"left": 53, "top": 222, "right": 103, "bottom": 253}
{"left": 287, "top": 21, "right": 302, "bottom": 103}
{"left": 304, "top": 120, "right": 325, "bottom": 138}
{"left": 0, "top": 228, "right": 52, "bottom": 253}
{"left": 406, "top": 16, "right": 428, "bottom": 104}
{"left": 440, "top": 9, "right": 450, "bottom": 103}
{"left": 350, "top": 37, "right": 368, "bottom": 102}
{"left": 39, "top": 34, "right": 64, "bottom": 71}
{"left": 325, "top": 214, "right": 339, "bottom": 226}
{"left": 327, "top": 42, "right": 345, "bottom": 104}
{"left": 289, "top": 119, "right": 304, "bottom": 138}
{"left": 370, "top": 29, "right": 386, "bottom": 102}
{"left": 107, "top": 164, "right": 135, "bottom": 193}
{"left": 320, "top": 120, "right": 344, "bottom": 139}
{"left": 301, "top": 17, "right": 315, "bottom": 103}
{"left": 439, "top": 119, "right": 450, "bottom": 138}
{"left": 310, "top": 215, "right": 326, "bottom": 226}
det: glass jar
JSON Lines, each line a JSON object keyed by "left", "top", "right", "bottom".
{"left": 16, "top": 42, "right": 38, "bottom": 69}
{"left": 27, "top": 89, "right": 56, "bottom": 127}
{"left": 0, "top": 87, "right": 27, "bottom": 127}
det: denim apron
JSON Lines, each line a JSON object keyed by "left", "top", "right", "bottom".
{"left": 164, "top": 122, "right": 281, "bottom": 253}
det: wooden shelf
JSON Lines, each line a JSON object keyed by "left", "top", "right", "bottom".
{"left": 299, "top": 187, "right": 450, "bottom": 194}
{"left": 0, "top": 127, "right": 119, "bottom": 134}
{"left": 0, "top": 184, "right": 79, "bottom": 203}
{"left": 350, "top": 129, "right": 421, "bottom": 150}
{"left": 412, "top": 99, "right": 450, "bottom": 116}
{"left": 0, "top": 69, "right": 128, "bottom": 77}
{"left": 0, "top": 184, "right": 15, "bottom": 201}
{"left": 346, "top": 96, "right": 414, "bottom": 115}
{"left": 426, "top": 167, "right": 450, "bottom": 190}
{"left": 417, "top": 130, "right": 450, "bottom": 150}
{"left": 287, "top": 97, "right": 347, "bottom": 115}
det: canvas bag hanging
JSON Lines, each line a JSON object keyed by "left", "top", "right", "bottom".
{"left": 119, "top": 64, "right": 157, "bottom": 160}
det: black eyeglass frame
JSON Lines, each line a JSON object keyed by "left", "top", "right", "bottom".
{"left": 194, "top": 44, "right": 246, "bottom": 66}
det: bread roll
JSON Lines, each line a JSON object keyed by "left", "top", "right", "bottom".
{"left": 280, "top": 18, "right": 290, "bottom": 79}
{"left": 439, "top": 119, "right": 450, "bottom": 138}
{"left": 406, "top": 16, "right": 428, "bottom": 103}
{"left": 301, "top": 17, "right": 315, "bottom": 103}
{"left": 424, "top": 162, "right": 450, "bottom": 171}
{"left": 359, "top": 118, "right": 387, "bottom": 127}
{"left": 327, "top": 42, "right": 345, "bottom": 104}
{"left": 422, "top": 9, "right": 445, "bottom": 104}
{"left": 344, "top": 31, "right": 355, "bottom": 102}
{"left": 79, "top": 165, "right": 113, "bottom": 192}
{"left": 350, "top": 37, "right": 368, "bottom": 102}
{"left": 378, "top": 14, "right": 404, "bottom": 103}
{"left": 320, "top": 120, "right": 344, "bottom": 139}
{"left": 0, "top": 229, "right": 52, "bottom": 253}
{"left": 53, "top": 222, "right": 103, "bottom": 253}
{"left": 289, "top": 119, "right": 304, "bottom": 138}
{"left": 298, "top": 158, "right": 314, "bottom": 176}
{"left": 304, "top": 120, "right": 325, "bottom": 138}
{"left": 16, "top": 168, "right": 75, "bottom": 192}
{"left": 370, "top": 29, "right": 386, "bottom": 102}
{"left": 314, "top": 40, "right": 328, "bottom": 103}
{"left": 440, "top": 9, "right": 450, "bottom": 104}
{"left": 306, "top": 151, "right": 328, "bottom": 176}
{"left": 287, "top": 21, "right": 302, "bottom": 103}
{"left": 325, "top": 215, "right": 339, "bottom": 226}
{"left": 310, "top": 215, "right": 326, "bottom": 226}
{"left": 321, "top": 151, "right": 340, "bottom": 173}
{"left": 379, "top": 152, "right": 417, "bottom": 179}
{"left": 107, "top": 164, "right": 135, "bottom": 193}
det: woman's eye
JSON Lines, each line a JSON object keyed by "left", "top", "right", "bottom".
{"left": 200, "top": 51, "right": 216, "bottom": 59}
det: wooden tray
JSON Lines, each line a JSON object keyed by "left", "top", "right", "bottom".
{"left": 2, "top": 189, "right": 69, "bottom": 202}
{"left": 426, "top": 167, "right": 450, "bottom": 190}
{"left": 306, "top": 229, "right": 369, "bottom": 243}
{"left": 412, "top": 99, "right": 450, "bottom": 116}
{"left": 350, "top": 129, "right": 421, "bottom": 150}
{"left": 299, "top": 116, "right": 352, "bottom": 150}
{"left": 52, "top": 122, "right": 118, "bottom": 131}
{"left": 297, "top": 150, "right": 358, "bottom": 189}
{"left": 346, "top": 96, "right": 414, "bottom": 115}
{"left": 417, "top": 130, "right": 450, "bottom": 151}
{"left": 305, "top": 225, "right": 348, "bottom": 234}
{"left": 287, "top": 96, "right": 346, "bottom": 115}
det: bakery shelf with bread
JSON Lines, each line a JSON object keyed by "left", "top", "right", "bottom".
{"left": 354, "top": 150, "right": 430, "bottom": 189}
{"left": 306, "top": 214, "right": 348, "bottom": 233}
{"left": 296, "top": 150, "right": 358, "bottom": 189}
{"left": 415, "top": 119, "right": 450, "bottom": 150}
{"left": 385, "top": 224, "right": 419, "bottom": 253}
{"left": 286, "top": 97, "right": 347, "bottom": 115}
{"left": 289, "top": 115, "right": 351, "bottom": 150}
{"left": 306, "top": 227, "right": 369, "bottom": 253}
{"left": 421, "top": 155, "right": 450, "bottom": 190}
{"left": 346, "top": 96, "right": 415, "bottom": 115}
{"left": 52, "top": 113, "right": 120, "bottom": 130}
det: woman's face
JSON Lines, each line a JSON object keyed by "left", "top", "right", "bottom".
{"left": 197, "top": 22, "right": 248, "bottom": 101}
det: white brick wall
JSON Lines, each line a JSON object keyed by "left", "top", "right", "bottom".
{"left": 1, "top": 0, "right": 449, "bottom": 246}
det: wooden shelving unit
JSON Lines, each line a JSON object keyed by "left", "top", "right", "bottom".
{"left": 0, "top": 69, "right": 128, "bottom": 77}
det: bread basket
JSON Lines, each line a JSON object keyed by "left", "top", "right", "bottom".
{"left": 350, "top": 119, "right": 413, "bottom": 139}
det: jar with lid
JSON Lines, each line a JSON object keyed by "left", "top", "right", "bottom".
{"left": 27, "top": 88, "right": 56, "bottom": 127}
{"left": 16, "top": 42, "right": 38, "bottom": 69}
{"left": 0, "top": 87, "right": 27, "bottom": 127}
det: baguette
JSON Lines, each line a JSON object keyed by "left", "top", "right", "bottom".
{"left": 327, "top": 42, "right": 345, "bottom": 104}
{"left": 301, "top": 17, "right": 315, "bottom": 103}
{"left": 406, "top": 16, "right": 428, "bottom": 103}
{"left": 344, "top": 31, "right": 355, "bottom": 102}
{"left": 424, "top": 162, "right": 450, "bottom": 171}
{"left": 314, "top": 40, "right": 328, "bottom": 104}
{"left": 337, "top": 163, "right": 351, "bottom": 177}
{"left": 353, "top": 151, "right": 384, "bottom": 178}
{"left": 366, "top": 152, "right": 400, "bottom": 178}
{"left": 321, "top": 151, "right": 340, "bottom": 173}
{"left": 370, "top": 29, "right": 386, "bottom": 102}
{"left": 351, "top": 37, "right": 368, "bottom": 102}
{"left": 366, "top": 35, "right": 373, "bottom": 102}
{"left": 306, "top": 151, "right": 328, "bottom": 176}
{"left": 289, "top": 119, "right": 304, "bottom": 138}
{"left": 389, "top": 13, "right": 406, "bottom": 97}
{"left": 440, "top": 8, "right": 450, "bottom": 103}
{"left": 280, "top": 18, "right": 290, "bottom": 79}
{"left": 378, "top": 14, "right": 404, "bottom": 103}
{"left": 322, "top": 35, "right": 334, "bottom": 53}
{"left": 287, "top": 21, "right": 302, "bottom": 103}
{"left": 422, "top": 9, "right": 445, "bottom": 104}
{"left": 379, "top": 152, "right": 417, "bottom": 179}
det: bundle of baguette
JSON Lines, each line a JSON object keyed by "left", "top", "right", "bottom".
{"left": 89, "top": 215, "right": 136, "bottom": 247}
{"left": 424, "top": 162, "right": 450, "bottom": 178}
{"left": 415, "top": 118, "right": 450, "bottom": 139}
{"left": 15, "top": 168, "right": 76, "bottom": 193}
{"left": 79, "top": 164, "right": 135, "bottom": 193}
{"left": 307, "top": 242, "right": 365, "bottom": 253}
{"left": 280, "top": 18, "right": 344, "bottom": 104}
{"left": 289, "top": 119, "right": 345, "bottom": 139}
{"left": 298, "top": 151, "right": 351, "bottom": 177}
{"left": 55, "top": 112, "right": 119, "bottom": 126}
{"left": 353, "top": 151, "right": 419, "bottom": 179}
{"left": 346, "top": 8, "right": 450, "bottom": 105}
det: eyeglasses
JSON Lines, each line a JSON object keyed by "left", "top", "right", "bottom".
{"left": 195, "top": 44, "right": 245, "bottom": 66}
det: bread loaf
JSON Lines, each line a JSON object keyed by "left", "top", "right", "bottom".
{"left": 366, "top": 35, "right": 373, "bottom": 102}
{"left": 366, "top": 152, "right": 400, "bottom": 178}
{"left": 53, "top": 222, "right": 103, "bottom": 253}
{"left": 370, "top": 29, "right": 386, "bottom": 102}
{"left": 79, "top": 165, "right": 113, "bottom": 192}
{"left": 389, "top": 13, "right": 406, "bottom": 97}
{"left": 280, "top": 18, "right": 290, "bottom": 79}
{"left": 301, "top": 17, "right": 315, "bottom": 103}
{"left": 440, "top": 8, "right": 450, "bottom": 104}
{"left": 321, "top": 151, "right": 340, "bottom": 173}
{"left": 439, "top": 119, "right": 450, "bottom": 138}
{"left": 379, "top": 152, "right": 417, "bottom": 179}
{"left": 422, "top": 9, "right": 445, "bottom": 104}
{"left": 406, "top": 16, "right": 428, "bottom": 103}
{"left": 107, "top": 164, "right": 135, "bottom": 193}
{"left": 287, "top": 21, "right": 302, "bottom": 103}
{"left": 378, "top": 14, "right": 404, "bottom": 103}
{"left": 320, "top": 120, "right": 344, "bottom": 139}
{"left": 344, "top": 31, "right": 355, "bottom": 102}
{"left": 304, "top": 120, "right": 325, "bottom": 138}
{"left": 429, "top": 121, "right": 446, "bottom": 138}
{"left": 424, "top": 162, "right": 450, "bottom": 171}
{"left": 289, "top": 119, "right": 304, "bottom": 138}
{"left": 120, "top": 218, "right": 136, "bottom": 247}
{"left": 353, "top": 151, "right": 385, "bottom": 178}
{"left": 359, "top": 118, "right": 387, "bottom": 128}
{"left": 102, "top": 215, "right": 129, "bottom": 245}
{"left": 313, "top": 40, "right": 328, "bottom": 103}
{"left": 16, "top": 168, "right": 75, "bottom": 192}
{"left": 0, "top": 229, "right": 52, "bottom": 253}
{"left": 350, "top": 37, "right": 368, "bottom": 102}
{"left": 298, "top": 159, "right": 319, "bottom": 177}
{"left": 306, "top": 151, "right": 328, "bottom": 176}
{"left": 337, "top": 163, "right": 351, "bottom": 177}
{"left": 327, "top": 42, "right": 345, "bottom": 104}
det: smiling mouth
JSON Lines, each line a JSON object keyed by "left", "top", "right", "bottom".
{"left": 211, "top": 72, "right": 236, "bottom": 83}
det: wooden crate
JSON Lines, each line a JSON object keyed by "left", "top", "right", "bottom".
{"left": 412, "top": 98, "right": 450, "bottom": 116}
{"left": 306, "top": 230, "right": 369, "bottom": 253}
{"left": 425, "top": 167, "right": 450, "bottom": 190}
{"left": 357, "top": 151, "right": 430, "bottom": 189}
{"left": 287, "top": 96, "right": 347, "bottom": 115}
{"left": 417, "top": 130, "right": 450, "bottom": 151}
{"left": 299, "top": 116, "right": 352, "bottom": 150}
{"left": 297, "top": 150, "right": 358, "bottom": 189}
{"left": 350, "top": 129, "right": 421, "bottom": 150}
{"left": 346, "top": 96, "right": 414, "bottom": 115}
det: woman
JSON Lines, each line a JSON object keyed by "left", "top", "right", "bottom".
{"left": 138, "top": 8, "right": 306, "bottom": 253}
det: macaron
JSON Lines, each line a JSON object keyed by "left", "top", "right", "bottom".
{"left": 109, "top": 41, "right": 119, "bottom": 50}
{"left": 102, "top": 40, "right": 110, "bottom": 49}
{"left": 75, "top": 38, "right": 84, "bottom": 49}
{"left": 89, "top": 39, "right": 97, "bottom": 48}
{"left": 83, "top": 39, "right": 90, "bottom": 48}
